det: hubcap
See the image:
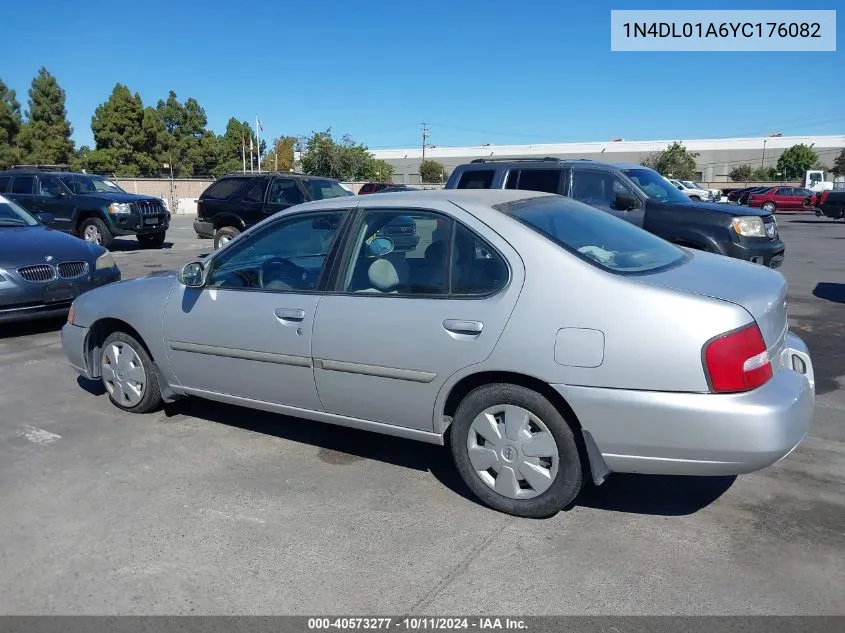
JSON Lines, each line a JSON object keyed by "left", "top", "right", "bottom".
{"left": 218, "top": 234, "right": 231, "bottom": 247}
{"left": 101, "top": 342, "right": 146, "bottom": 407}
{"left": 466, "top": 404, "right": 559, "bottom": 500}
{"left": 84, "top": 225, "right": 102, "bottom": 244}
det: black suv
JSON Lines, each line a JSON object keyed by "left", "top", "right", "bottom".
{"left": 445, "top": 159, "right": 785, "bottom": 268}
{"left": 194, "top": 172, "right": 353, "bottom": 249}
{"left": 0, "top": 166, "right": 170, "bottom": 249}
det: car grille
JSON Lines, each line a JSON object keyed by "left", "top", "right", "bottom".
{"left": 17, "top": 265, "right": 57, "bottom": 282}
{"left": 133, "top": 200, "right": 165, "bottom": 216}
{"left": 57, "top": 261, "right": 89, "bottom": 279}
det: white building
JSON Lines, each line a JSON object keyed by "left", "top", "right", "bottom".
{"left": 369, "top": 134, "right": 845, "bottom": 185}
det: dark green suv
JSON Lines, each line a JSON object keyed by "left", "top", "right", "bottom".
{"left": 0, "top": 167, "right": 170, "bottom": 249}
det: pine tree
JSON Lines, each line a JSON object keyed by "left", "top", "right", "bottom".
{"left": 0, "top": 79, "right": 23, "bottom": 168}
{"left": 17, "top": 67, "right": 75, "bottom": 164}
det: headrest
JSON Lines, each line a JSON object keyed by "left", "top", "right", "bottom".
{"left": 368, "top": 258, "right": 400, "bottom": 292}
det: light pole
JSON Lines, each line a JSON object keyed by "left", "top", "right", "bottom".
{"left": 761, "top": 139, "right": 767, "bottom": 169}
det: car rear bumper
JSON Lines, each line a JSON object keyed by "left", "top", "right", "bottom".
{"left": 193, "top": 219, "right": 214, "bottom": 238}
{"left": 61, "top": 323, "right": 91, "bottom": 377}
{"left": 554, "top": 332, "right": 814, "bottom": 477}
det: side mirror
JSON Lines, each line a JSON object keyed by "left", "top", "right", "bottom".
{"left": 615, "top": 192, "right": 640, "bottom": 211}
{"left": 179, "top": 261, "right": 206, "bottom": 287}
{"left": 366, "top": 236, "right": 395, "bottom": 257}
{"left": 35, "top": 212, "right": 56, "bottom": 225}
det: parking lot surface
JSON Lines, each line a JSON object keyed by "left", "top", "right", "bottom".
{"left": 0, "top": 214, "right": 843, "bottom": 615}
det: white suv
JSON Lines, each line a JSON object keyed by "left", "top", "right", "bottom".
{"left": 667, "top": 178, "right": 714, "bottom": 202}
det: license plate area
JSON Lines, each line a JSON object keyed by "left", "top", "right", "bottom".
{"left": 43, "top": 281, "right": 79, "bottom": 303}
{"left": 145, "top": 218, "right": 160, "bottom": 226}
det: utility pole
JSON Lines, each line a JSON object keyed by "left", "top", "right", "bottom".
{"left": 421, "top": 122, "right": 429, "bottom": 167}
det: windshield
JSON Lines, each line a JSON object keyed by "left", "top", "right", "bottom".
{"left": 305, "top": 179, "right": 353, "bottom": 200}
{"left": 499, "top": 195, "right": 687, "bottom": 274}
{"left": 0, "top": 195, "right": 39, "bottom": 227}
{"left": 60, "top": 175, "right": 126, "bottom": 194}
{"left": 682, "top": 181, "right": 699, "bottom": 189}
{"left": 623, "top": 169, "right": 692, "bottom": 203}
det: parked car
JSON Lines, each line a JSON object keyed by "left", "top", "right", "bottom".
{"left": 357, "top": 182, "right": 394, "bottom": 195}
{"left": 61, "top": 189, "right": 814, "bottom": 518}
{"left": 0, "top": 194, "right": 121, "bottom": 323}
{"left": 668, "top": 178, "right": 714, "bottom": 202}
{"left": 726, "top": 187, "right": 756, "bottom": 203}
{"left": 748, "top": 186, "right": 816, "bottom": 213}
{"left": 445, "top": 159, "right": 785, "bottom": 268}
{"left": 375, "top": 185, "right": 420, "bottom": 193}
{"left": 193, "top": 172, "right": 352, "bottom": 249}
{"left": 737, "top": 186, "right": 772, "bottom": 206}
{"left": 815, "top": 190, "right": 845, "bottom": 220}
{"left": 0, "top": 167, "right": 170, "bottom": 249}
{"left": 684, "top": 180, "right": 722, "bottom": 202}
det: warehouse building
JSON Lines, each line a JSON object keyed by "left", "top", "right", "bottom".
{"left": 370, "top": 134, "right": 845, "bottom": 185}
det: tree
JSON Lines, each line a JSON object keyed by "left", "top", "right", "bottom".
{"left": 728, "top": 164, "right": 754, "bottom": 182}
{"left": 751, "top": 167, "right": 778, "bottom": 181}
{"left": 0, "top": 79, "right": 23, "bottom": 169}
{"left": 419, "top": 159, "right": 446, "bottom": 183}
{"left": 17, "top": 67, "right": 74, "bottom": 164}
{"left": 260, "top": 136, "right": 297, "bottom": 173}
{"left": 300, "top": 128, "right": 389, "bottom": 181}
{"left": 82, "top": 84, "right": 163, "bottom": 176}
{"left": 641, "top": 142, "right": 699, "bottom": 180}
{"left": 832, "top": 149, "right": 845, "bottom": 176}
{"left": 776, "top": 144, "right": 818, "bottom": 180}
{"left": 156, "top": 91, "right": 219, "bottom": 177}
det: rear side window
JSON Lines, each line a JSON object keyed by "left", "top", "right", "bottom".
{"left": 242, "top": 177, "right": 270, "bottom": 202}
{"left": 0, "top": 176, "right": 9, "bottom": 193}
{"left": 451, "top": 223, "right": 509, "bottom": 296}
{"left": 268, "top": 178, "right": 306, "bottom": 205}
{"left": 11, "top": 176, "right": 34, "bottom": 194}
{"left": 201, "top": 177, "right": 249, "bottom": 200}
{"left": 504, "top": 169, "right": 562, "bottom": 194}
{"left": 456, "top": 170, "right": 495, "bottom": 189}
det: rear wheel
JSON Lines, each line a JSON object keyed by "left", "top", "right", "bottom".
{"left": 450, "top": 383, "right": 584, "bottom": 518}
{"left": 137, "top": 232, "right": 166, "bottom": 249}
{"left": 214, "top": 226, "right": 240, "bottom": 249}
{"left": 100, "top": 331, "right": 162, "bottom": 413}
{"left": 762, "top": 201, "right": 776, "bottom": 213}
{"left": 80, "top": 217, "right": 114, "bottom": 249}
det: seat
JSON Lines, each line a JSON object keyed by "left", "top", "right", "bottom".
{"left": 355, "top": 256, "right": 409, "bottom": 294}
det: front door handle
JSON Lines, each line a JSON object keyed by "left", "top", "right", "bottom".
{"left": 442, "top": 319, "right": 483, "bottom": 335}
{"left": 275, "top": 308, "right": 305, "bottom": 322}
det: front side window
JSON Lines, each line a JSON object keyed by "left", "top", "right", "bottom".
{"left": 499, "top": 195, "right": 687, "bottom": 274}
{"left": 206, "top": 211, "right": 344, "bottom": 292}
{"left": 59, "top": 175, "right": 124, "bottom": 194}
{"left": 571, "top": 170, "right": 616, "bottom": 206}
{"left": 622, "top": 168, "right": 691, "bottom": 203}
{"left": 341, "top": 209, "right": 451, "bottom": 295}
{"left": 11, "top": 176, "right": 34, "bottom": 194}
{"left": 456, "top": 170, "right": 494, "bottom": 189}
{"left": 38, "top": 176, "right": 64, "bottom": 197}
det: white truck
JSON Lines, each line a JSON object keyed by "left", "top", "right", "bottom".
{"left": 803, "top": 170, "right": 843, "bottom": 193}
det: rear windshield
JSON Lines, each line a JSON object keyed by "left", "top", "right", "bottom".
{"left": 304, "top": 179, "right": 353, "bottom": 200}
{"left": 498, "top": 195, "right": 687, "bottom": 274}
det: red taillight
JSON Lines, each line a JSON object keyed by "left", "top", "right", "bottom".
{"left": 704, "top": 323, "right": 773, "bottom": 393}
{"left": 818, "top": 191, "right": 829, "bottom": 206}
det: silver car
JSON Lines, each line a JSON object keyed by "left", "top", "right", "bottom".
{"left": 61, "top": 190, "right": 815, "bottom": 518}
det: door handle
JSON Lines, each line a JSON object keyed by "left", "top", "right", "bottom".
{"left": 442, "top": 319, "right": 483, "bottom": 335}
{"left": 274, "top": 308, "right": 305, "bottom": 322}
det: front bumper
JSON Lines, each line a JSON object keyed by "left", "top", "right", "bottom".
{"left": 62, "top": 322, "right": 91, "bottom": 377}
{"left": 109, "top": 213, "right": 169, "bottom": 237}
{"left": 726, "top": 238, "right": 785, "bottom": 269}
{"left": 193, "top": 219, "right": 214, "bottom": 239}
{"left": 555, "top": 331, "right": 814, "bottom": 477}
{"left": 0, "top": 267, "right": 121, "bottom": 324}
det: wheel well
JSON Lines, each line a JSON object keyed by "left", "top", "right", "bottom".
{"left": 672, "top": 239, "right": 708, "bottom": 252}
{"left": 85, "top": 318, "right": 153, "bottom": 377}
{"left": 75, "top": 210, "right": 103, "bottom": 232}
{"left": 213, "top": 216, "right": 244, "bottom": 231}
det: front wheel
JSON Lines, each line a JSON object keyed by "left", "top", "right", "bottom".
{"left": 450, "top": 383, "right": 584, "bottom": 518}
{"left": 100, "top": 331, "right": 162, "bottom": 413}
{"left": 689, "top": 195, "right": 701, "bottom": 202}
{"left": 79, "top": 217, "right": 114, "bottom": 249}
{"left": 137, "top": 232, "right": 166, "bottom": 249}
{"left": 762, "top": 202, "right": 776, "bottom": 213}
{"left": 214, "top": 226, "right": 240, "bottom": 249}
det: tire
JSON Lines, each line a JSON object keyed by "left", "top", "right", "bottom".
{"left": 689, "top": 195, "right": 701, "bottom": 202}
{"left": 100, "top": 331, "right": 162, "bottom": 414}
{"left": 450, "top": 383, "right": 584, "bottom": 518}
{"left": 214, "top": 226, "right": 240, "bottom": 249}
{"left": 137, "top": 232, "right": 166, "bottom": 249}
{"left": 79, "top": 217, "right": 114, "bottom": 249}
{"left": 762, "top": 202, "right": 776, "bottom": 213}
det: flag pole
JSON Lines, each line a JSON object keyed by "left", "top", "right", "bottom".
{"left": 241, "top": 134, "right": 246, "bottom": 173}
{"left": 256, "top": 115, "right": 262, "bottom": 174}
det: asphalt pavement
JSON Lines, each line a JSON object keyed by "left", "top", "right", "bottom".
{"left": 0, "top": 213, "right": 843, "bottom": 615}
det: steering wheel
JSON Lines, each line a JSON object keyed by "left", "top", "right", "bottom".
{"left": 260, "top": 257, "right": 304, "bottom": 290}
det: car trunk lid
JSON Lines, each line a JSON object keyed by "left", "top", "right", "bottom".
{"left": 634, "top": 250, "right": 788, "bottom": 351}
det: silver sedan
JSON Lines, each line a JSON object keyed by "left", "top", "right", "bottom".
{"left": 61, "top": 190, "right": 815, "bottom": 518}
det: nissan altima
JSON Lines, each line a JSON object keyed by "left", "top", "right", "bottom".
{"left": 60, "top": 190, "right": 814, "bottom": 518}
{"left": 0, "top": 195, "right": 120, "bottom": 324}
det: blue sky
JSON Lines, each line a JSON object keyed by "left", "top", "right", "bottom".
{"left": 0, "top": 0, "right": 842, "bottom": 149}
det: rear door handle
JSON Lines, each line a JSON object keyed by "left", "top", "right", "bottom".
{"left": 442, "top": 319, "right": 483, "bottom": 335}
{"left": 275, "top": 308, "right": 305, "bottom": 322}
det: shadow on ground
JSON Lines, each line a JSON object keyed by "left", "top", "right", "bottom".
{"left": 155, "top": 396, "right": 734, "bottom": 517}
{"left": 108, "top": 239, "right": 174, "bottom": 253}
{"left": 0, "top": 316, "right": 65, "bottom": 340}
{"left": 813, "top": 282, "right": 845, "bottom": 305}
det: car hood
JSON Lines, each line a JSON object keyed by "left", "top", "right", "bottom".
{"left": 636, "top": 249, "right": 787, "bottom": 349}
{"left": 655, "top": 199, "right": 768, "bottom": 216}
{"left": 77, "top": 191, "right": 164, "bottom": 204}
{"left": 0, "top": 225, "right": 103, "bottom": 266}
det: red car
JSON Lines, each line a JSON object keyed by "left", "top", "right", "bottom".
{"left": 357, "top": 182, "right": 393, "bottom": 195}
{"left": 748, "top": 186, "right": 816, "bottom": 213}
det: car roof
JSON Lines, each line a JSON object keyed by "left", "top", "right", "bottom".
{"left": 219, "top": 171, "right": 341, "bottom": 181}
{"left": 292, "top": 188, "right": 553, "bottom": 213}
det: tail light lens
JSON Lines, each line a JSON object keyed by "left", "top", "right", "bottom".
{"left": 818, "top": 191, "right": 829, "bottom": 206}
{"left": 704, "top": 323, "right": 773, "bottom": 393}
